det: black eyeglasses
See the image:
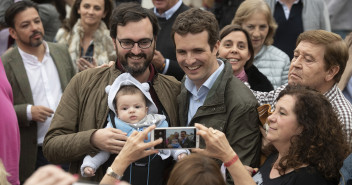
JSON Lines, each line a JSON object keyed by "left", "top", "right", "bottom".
{"left": 116, "top": 38, "right": 153, "bottom": 49}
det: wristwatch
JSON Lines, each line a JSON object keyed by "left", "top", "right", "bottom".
{"left": 106, "top": 167, "right": 123, "bottom": 180}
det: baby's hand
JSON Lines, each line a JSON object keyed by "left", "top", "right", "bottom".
{"left": 177, "top": 153, "right": 188, "bottom": 160}
{"left": 83, "top": 167, "right": 96, "bottom": 177}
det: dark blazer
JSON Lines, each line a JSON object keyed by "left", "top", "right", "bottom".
{"left": 1, "top": 42, "right": 75, "bottom": 181}
{"left": 155, "top": 3, "right": 189, "bottom": 81}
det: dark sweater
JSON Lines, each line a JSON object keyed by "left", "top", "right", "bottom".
{"left": 246, "top": 65, "right": 274, "bottom": 92}
{"left": 273, "top": 1, "right": 303, "bottom": 60}
{"left": 155, "top": 3, "right": 189, "bottom": 81}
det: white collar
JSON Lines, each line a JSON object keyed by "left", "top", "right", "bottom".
{"left": 154, "top": 0, "right": 182, "bottom": 20}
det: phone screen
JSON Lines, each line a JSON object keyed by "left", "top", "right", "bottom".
{"left": 82, "top": 56, "right": 93, "bottom": 63}
{"left": 152, "top": 127, "right": 198, "bottom": 149}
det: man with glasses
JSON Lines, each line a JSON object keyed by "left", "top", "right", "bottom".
{"left": 43, "top": 3, "right": 180, "bottom": 183}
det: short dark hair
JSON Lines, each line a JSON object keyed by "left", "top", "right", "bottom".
{"left": 114, "top": 85, "right": 146, "bottom": 109}
{"left": 109, "top": 2, "right": 159, "bottom": 39}
{"left": 171, "top": 8, "right": 219, "bottom": 51}
{"left": 219, "top": 24, "right": 254, "bottom": 69}
{"left": 5, "top": 0, "right": 39, "bottom": 28}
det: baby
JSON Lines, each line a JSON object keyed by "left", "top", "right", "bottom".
{"left": 80, "top": 73, "right": 189, "bottom": 177}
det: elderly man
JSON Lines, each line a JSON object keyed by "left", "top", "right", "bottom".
{"left": 254, "top": 30, "right": 352, "bottom": 146}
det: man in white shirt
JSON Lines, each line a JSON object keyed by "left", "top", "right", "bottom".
{"left": 1, "top": 1, "right": 75, "bottom": 182}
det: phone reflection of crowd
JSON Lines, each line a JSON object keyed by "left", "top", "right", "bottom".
{"left": 1, "top": 0, "right": 352, "bottom": 185}
{"left": 165, "top": 131, "right": 195, "bottom": 149}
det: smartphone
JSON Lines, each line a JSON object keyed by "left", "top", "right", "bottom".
{"left": 151, "top": 127, "right": 199, "bottom": 149}
{"left": 73, "top": 182, "right": 98, "bottom": 185}
{"left": 82, "top": 56, "right": 93, "bottom": 63}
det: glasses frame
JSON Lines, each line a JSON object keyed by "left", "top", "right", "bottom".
{"left": 116, "top": 38, "right": 154, "bottom": 49}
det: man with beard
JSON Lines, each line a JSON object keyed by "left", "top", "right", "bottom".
{"left": 42, "top": 3, "right": 180, "bottom": 183}
{"left": 1, "top": 1, "right": 75, "bottom": 182}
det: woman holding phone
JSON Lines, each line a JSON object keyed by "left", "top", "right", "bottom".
{"left": 55, "top": 0, "right": 116, "bottom": 72}
{"left": 193, "top": 85, "right": 349, "bottom": 185}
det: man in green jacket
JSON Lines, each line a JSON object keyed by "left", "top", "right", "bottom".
{"left": 172, "top": 8, "right": 261, "bottom": 184}
{"left": 43, "top": 3, "right": 180, "bottom": 182}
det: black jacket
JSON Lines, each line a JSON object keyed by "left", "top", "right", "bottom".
{"left": 246, "top": 65, "right": 274, "bottom": 92}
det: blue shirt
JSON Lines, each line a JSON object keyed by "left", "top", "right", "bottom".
{"left": 185, "top": 59, "right": 224, "bottom": 125}
{"left": 343, "top": 77, "right": 352, "bottom": 103}
{"left": 153, "top": 0, "right": 182, "bottom": 20}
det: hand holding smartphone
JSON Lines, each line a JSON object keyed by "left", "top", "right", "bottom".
{"left": 82, "top": 56, "right": 93, "bottom": 63}
{"left": 151, "top": 127, "right": 199, "bottom": 149}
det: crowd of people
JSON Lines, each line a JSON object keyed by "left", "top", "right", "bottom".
{"left": 1, "top": 0, "right": 352, "bottom": 185}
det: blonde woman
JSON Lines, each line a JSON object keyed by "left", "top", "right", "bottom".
{"left": 232, "top": 0, "right": 290, "bottom": 89}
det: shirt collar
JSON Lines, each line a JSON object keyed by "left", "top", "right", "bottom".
{"left": 18, "top": 41, "right": 50, "bottom": 65}
{"left": 324, "top": 84, "right": 338, "bottom": 102}
{"left": 185, "top": 59, "right": 224, "bottom": 94}
{"left": 154, "top": 0, "right": 182, "bottom": 20}
{"left": 276, "top": 0, "right": 300, "bottom": 5}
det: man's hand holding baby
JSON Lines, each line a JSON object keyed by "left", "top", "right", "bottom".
{"left": 91, "top": 128, "right": 128, "bottom": 154}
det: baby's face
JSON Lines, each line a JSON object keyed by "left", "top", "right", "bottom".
{"left": 116, "top": 93, "right": 148, "bottom": 124}
{"left": 172, "top": 139, "right": 178, "bottom": 144}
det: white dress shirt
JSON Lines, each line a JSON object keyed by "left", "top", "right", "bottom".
{"left": 18, "top": 41, "right": 62, "bottom": 145}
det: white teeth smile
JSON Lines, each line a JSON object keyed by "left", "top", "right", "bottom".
{"left": 228, "top": 59, "right": 239, "bottom": 62}
{"left": 130, "top": 56, "right": 142, "bottom": 59}
{"left": 187, "top": 66, "right": 200, "bottom": 70}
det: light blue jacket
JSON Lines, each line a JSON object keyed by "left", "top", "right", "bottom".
{"left": 253, "top": 45, "right": 290, "bottom": 89}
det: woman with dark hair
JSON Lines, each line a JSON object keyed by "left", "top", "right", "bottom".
{"left": 55, "top": 0, "right": 116, "bottom": 72}
{"left": 194, "top": 85, "right": 350, "bottom": 185}
{"left": 218, "top": 24, "right": 273, "bottom": 92}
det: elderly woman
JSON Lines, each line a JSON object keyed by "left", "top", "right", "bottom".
{"left": 194, "top": 85, "right": 350, "bottom": 184}
{"left": 55, "top": 0, "right": 116, "bottom": 72}
{"left": 232, "top": 0, "right": 290, "bottom": 89}
{"left": 218, "top": 24, "right": 273, "bottom": 92}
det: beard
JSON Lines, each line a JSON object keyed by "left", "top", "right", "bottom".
{"left": 18, "top": 30, "right": 44, "bottom": 47}
{"left": 118, "top": 51, "right": 153, "bottom": 76}
{"left": 29, "top": 30, "right": 44, "bottom": 47}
